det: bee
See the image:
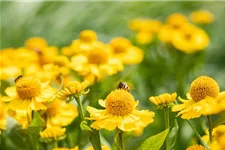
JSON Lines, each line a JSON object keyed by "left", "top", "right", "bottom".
{"left": 14, "top": 75, "right": 23, "bottom": 83}
{"left": 117, "top": 82, "right": 130, "bottom": 92}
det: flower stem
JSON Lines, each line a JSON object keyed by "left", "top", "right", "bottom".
{"left": 52, "top": 140, "right": 58, "bottom": 148}
{"left": 114, "top": 129, "right": 125, "bottom": 150}
{"left": 187, "top": 120, "right": 210, "bottom": 150}
{"left": 74, "top": 96, "right": 85, "bottom": 121}
{"left": 163, "top": 106, "right": 170, "bottom": 150}
{"left": 207, "top": 116, "right": 213, "bottom": 142}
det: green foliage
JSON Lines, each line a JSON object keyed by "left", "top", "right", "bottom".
{"left": 27, "top": 111, "right": 45, "bottom": 135}
{"left": 140, "top": 128, "right": 169, "bottom": 150}
{"left": 212, "top": 112, "right": 225, "bottom": 128}
{"left": 169, "top": 119, "right": 179, "bottom": 150}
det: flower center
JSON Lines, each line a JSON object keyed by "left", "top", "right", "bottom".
{"left": 16, "top": 76, "right": 41, "bottom": 100}
{"left": 46, "top": 101, "right": 59, "bottom": 117}
{"left": 87, "top": 46, "right": 109, "bottom": 64}
{"left": 190, "top": 76, "right": 220, "bottom": 102}
{"left": 105, "top": 89, "right": 135, "bottom": 116}
{"left": 110, "top": 38, "right": 131, "bottom": 53}
{"left": 79, "top": 30, "right": 97, "bottom": 42}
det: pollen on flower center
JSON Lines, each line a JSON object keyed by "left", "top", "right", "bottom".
{"left": 105, "top": 89, "right": 135, "bottom": 116}
{"left": 190, "top": 76, "right": 220, "bottom": 102}
{"left": 16, "top": 77, "right": 41, "bottom": 100}
{"left": 87, "top": 47, "right": 109, "bottom": 64}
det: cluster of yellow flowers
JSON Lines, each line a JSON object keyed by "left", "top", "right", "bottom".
{"left": 129, "top": 10, "right": 214, "bottom": 53}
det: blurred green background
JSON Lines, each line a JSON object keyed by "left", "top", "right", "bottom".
{"left": 1, "top": 1, "right": 225, "bottom": 150}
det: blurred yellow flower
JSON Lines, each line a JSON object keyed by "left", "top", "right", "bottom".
{"left": 0, "top": 99, "right": 7, "bottom": 134}
{"left": 53, "top": 146, "right": 79, "bottom": 150}
{"left": 25, "top": 37, "right": 48, "bottom": 51}
{"left": 45, "top": 99, "right": 78, "bottom": 128}
{"left": 7, "top": 109, "right": 30, "bottom": 128}
{"left": 70, "top": 44, "right": 123, "bottom": 83}
{"left": 110, "top": 37, "right": 144, "bottom": 64}
{"left": 129, "top": 19, "right": 161, "bottom": 33}
{"left": 190, "top": 10, "right": 214, "bottom": 24}
{"left": 172, "top": 76, "right": 225, "bottom": 119}
{"left": 136, "top": 32, "right": 154, "bottom": 44}
{"left": 37, "top": 46, "right": 59, "bottom": 66}
{"left": 172, "top": 24, "right": 209, "bottom": 53}
{"left": 87, "top": 88, "right": 155, "bottom": 131}
{"left": 149, "top": 93, "right": 177, "bottom": 106}
{"left": 85, "top": 145, "right": 110, "bottom": 150}
{"left": 57, "top": 80, "right": 89, "bottom": 99}
{"left": 2, "top": 76, "right": 57, "bottom": 114}
{"left": 202, "top": 125, "right": 225, "bottom": 150}
{"left": 186, "top": 145, "right": 206, "bottom": 150}
{"left": 0, "top": 66, "right": 22, "bottom": 80}
{"left": 40, "top": 127, "right": 66, "bottom": 141}
{"left": 70, "top": 30, "right": 106, "bottom": 54}
{"left": 166, "top": 13, "right": 188, "bottom": 27}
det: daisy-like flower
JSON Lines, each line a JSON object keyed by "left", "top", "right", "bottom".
{"left": 110, "top": 37, "right": 144, "bottom": 64}
{"left": 135, "top": 32, "right": 154, "bottom": 45}
{"left": 172, "top": 76, "right": 225, "bottom": 119}
{"left": 149, "top": 93, "right": 177, "bottom": 108}
{"left": 53, "top": 146, "right": 78, "bottom": 150}
{"left": 186, "top": 145, "right": 206, "bottom": 150}
{"left": 158, "top": 13, "right": 189, "bottom": 43}
{"left": 57, "top": 80, "right": 89, "bottom": 100}
{"left": 44, "top": 99, "right": 78, "bottom": 128}
{"left": 202, "top": 125, "right": 225, "bottom": 150}
{"left": 69, "top": 30, "right": 106, "bottom": 55}
{"left": 25, "top": 37, "right": 48, "bottom": 51}
{"left": 0, "top": 99, "right": 7, "bottom": 134}
{"left": 40, "top": 127, "right": 66, "bottom": 142}
{"left": 70, "top": 44, "right": 123, "bottom": 84}
{"left": 172, "top": 24, "right": 209, "bottom": 53}
{"left": 86, "top": 84, "right": 155, "bottom": 131}
{"left": 2, "top": 76, "right": 57, "bottom": 114}
{"left": 85, "top": 145, "right": 110, "bottom": 150}
{"left": 190, "top": 10, "right": 214, "bottom": 24}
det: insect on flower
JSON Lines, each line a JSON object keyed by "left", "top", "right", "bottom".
{"left": 117, "top": 82, "right": 130, "bottom": 92}
{"left": 14, "top": 75, "right": 23, "bottom": 83}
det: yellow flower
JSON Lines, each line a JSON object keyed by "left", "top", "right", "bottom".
{"left": 2, "top": 76, "right": 57, "bottom": 114}
{"left": 85, "top": 145, "right": 110, "bottom": 150}
{"left": 7, "top": 109, "right": 30, "bottom": 128}
{"left": 0, "top": 66, "right": 22, "bottom": 80}
{"left": 149, "top": 93, "right": 177, "bottom": 106}
{"left": 172, "top": 76, "right": 225, "bottom": 119}
{"left": 0, "top": 99, "right": 7, "bottom": 134}
{"left": 202, "top": 125, "right": 225, "bottom": 150}
{"left": 166, "top": 13, "right": 188, "bottom": 27}
{"left": 186, "top": 145, "right": 206, "bottom": 150}
{"left": 45, "top": 99, "right": 78, "bottom": 128}
{"left": 128, "top": 19, "right": 161, "bottom": 33}
{"left": 53, "top": 146, "right": 79, "bottom": 150}
{"left": 37, "top": 46, "right": 59, "bottom": 66}
{"left": 70, "top": 44, "right": 123, "bottom": 83}
{"left": 57, "top": 80, "right": 89, "bottom": 100}
{"left": 70, "top": 30, "right": 106, "bottom": 54}
{"left": 158, "top": 13, "right": 188, "bottom": 43}
{"left": 40, "top": 127, "right": 66, "bottom": 141}
{"left": 172, "top": 24, "right": 209, "bottom": 53}
{"left": 190, "top": 10, "right": 214, "bottom": 24}
{"left": 135, "top": 32, "right": 154, "bottom": 44}
{"left": 87, "top": 88, "right": 155, "bottom": 131}
{"left": 110, "top": 37, "right": 144, "bottom": 64}
{"left": 25, "top": 37, "right": 48, "bottom": 51}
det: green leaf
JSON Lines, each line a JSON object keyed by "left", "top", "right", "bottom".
{"left": 212, "top": 111, "right": 225, "bottom": 128}
{"left": 169, "top": 119, "right": 179, "bottom": 150}
{"left": 27, "top": 111, "right": 45, "bottom": 135}
{"left": 140, "top": 128, "right": 169, "bottom": 150}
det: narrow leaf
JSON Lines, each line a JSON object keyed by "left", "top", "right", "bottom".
{"left": 27, "top": 111, "right": 45, "bottom": 135}
{"left": 169, "top": 119, "right": 179, "bottom": 150}
{"left": 140, "top": 128, "right": 169, "bottom": 150}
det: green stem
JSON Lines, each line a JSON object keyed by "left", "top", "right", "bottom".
{"left": 114, "top": 129, "right": 125, "bottom": 150}
{"left": 163, "top": 106, "right": 170, "bottom": 150}
{"left": 207, "top": 116, "right": 213, "bottom": 142}
{"left": 52, "top": 140, "right": 58, "bottom": 148}
{"left": 74, "top": 96, "right": 85, "bottom": 121}
{"left": 187, "top": 120, "right": 210, "bottom": 150}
